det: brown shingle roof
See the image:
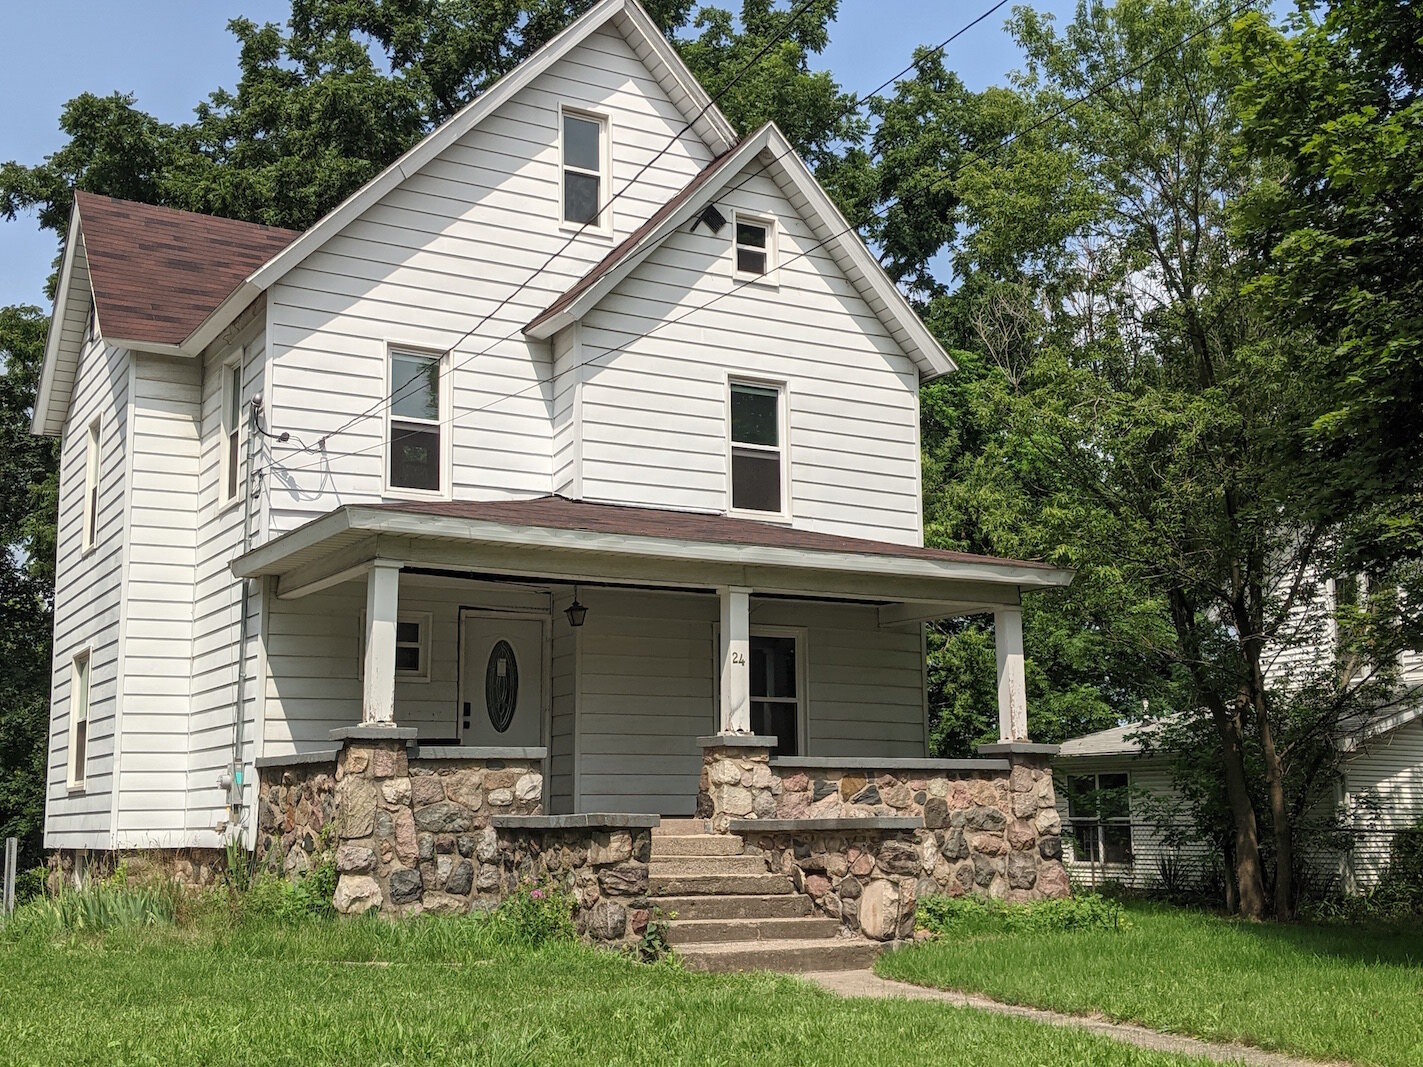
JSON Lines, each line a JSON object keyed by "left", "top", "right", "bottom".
{"left": 524, "top": 137, "right": 752, "bottom": 335}
{"left": 365, "top": 494, "right": 1060, "bottom": 572}
{"left": 74, "top": 191, "right": 299, "bottom": 346}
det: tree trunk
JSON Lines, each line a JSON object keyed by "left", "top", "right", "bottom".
{"left": 1247, "top": 647, "right": 1293, "bottom": 919}
{"left": 1209, "top": 699, "right": 1268, "bottom": 919}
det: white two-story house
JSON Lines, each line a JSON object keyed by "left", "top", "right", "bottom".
{"left": 33, "top": 0, "right": 1071, "bottom": 860}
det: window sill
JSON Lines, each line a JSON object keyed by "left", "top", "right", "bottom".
{"left": 558, "top": 221, "right": 615, "bottom": 241}
{"left": 382, "top": 487, "right": 450, "bottom": 502}
{"left": 727, "top": 508, "right": 794, "bottom": 526}
{"left": 218, "top": 495, "right": 242, "bottom": 516}
{"left": 733, "top": 272, "right": 779, "bottom": 289}
{"left": 66, "top": 784, "right": 86, "bottom": 795}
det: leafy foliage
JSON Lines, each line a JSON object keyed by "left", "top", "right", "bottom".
{"left": 916, "top": 892, "right": 1128, "bottom": 936}
{"left": 488, "top": 878, "right": 576, "bottom": 946}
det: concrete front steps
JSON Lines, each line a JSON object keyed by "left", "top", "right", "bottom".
{"left": 649, "top": 818, "right": 882, "bottom": 974}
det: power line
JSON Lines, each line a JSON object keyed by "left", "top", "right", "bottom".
{"left": 267, "top": 0, "right": 1256, "bottom": 484}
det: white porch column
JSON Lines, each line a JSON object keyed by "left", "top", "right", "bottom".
{"left": 718, "top": 586, "right": 752, "bottom": 734}
{"left": 994, "top": 605, "right": 1028, "bottom": 742}
{"left": 362, "top": 559, "right": 401, "bottom": 726}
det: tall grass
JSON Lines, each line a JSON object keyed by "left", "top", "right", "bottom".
{"left": 3, "top": 880, "right": 180, "bottom": 937}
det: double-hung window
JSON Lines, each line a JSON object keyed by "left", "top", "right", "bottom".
{"left": 68, "top": 650, "right": 91, "bottom": 790}
{"left": 221, "top": 359, "right": 243, "bottom": 507}
{"left": 357, "top": 611, "right": 431, "bottom": 682}
{"left": 561, "top": 108, "right": 607, "bottom": 228}
{"left": 82, "top": 418, "right": 100, "bottom": 551}
{"left": 729, "top": 380, "right": 785, "bottom": 515}
{"left": 733, "top": 214, "right": 776, "bottom": 280}
{"left": 750, "top": 632, "right": 801, "bottom": 758}
{"left": 1066, "top": 773, "right": 1133, "bottom": 865}
{"left": 388, "top": 351, "right": 443, "bottom": 493}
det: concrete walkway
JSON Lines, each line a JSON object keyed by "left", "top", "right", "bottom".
{"left": 803, "top": 970, "right": 1348, "bottom": 1067}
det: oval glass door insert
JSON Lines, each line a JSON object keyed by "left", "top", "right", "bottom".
{"left": 485, "top": 640, "right": 519, "bottom": 733}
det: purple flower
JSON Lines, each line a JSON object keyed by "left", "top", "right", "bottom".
{"left": 530, "top": 889, "right": 545, "bottom": 900}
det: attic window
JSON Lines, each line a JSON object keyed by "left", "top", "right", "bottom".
{"left": 734, "top": 214, "right": 776, "bottom": 280}
{"left": 561, "top": 108, "right": 607, "bottom": 228}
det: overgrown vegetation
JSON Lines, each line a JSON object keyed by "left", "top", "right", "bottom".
{"left": 880, "top": 898, "right": 1423, "bottom": 1067}
{"left": 917, "top": 893, "right": 1127, "bottom": 936}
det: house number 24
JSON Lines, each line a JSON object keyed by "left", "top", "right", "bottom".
{"left": 731, "top": 651, "right": 746, "bottom": 665}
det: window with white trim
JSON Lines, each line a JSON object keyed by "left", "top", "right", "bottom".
{"left": 729, "top": 380, "right": 785, "bottom": 515}
{"left": 82, "top": 418, "right": 100, "bottom": 551}
{"left": 734, "top": 214, "right": 775, "bottom": 279}
{"left": 68, "top": 650, "right": 91, "bottom": 790}
{"left": 750, "top": 632, "right": 801, "bottom": 758}
{"left": 388, "top": 351, "right": 443, "bottom": 492}
{"left": 357, "top": 610, "right": 431, "bottom": 682}
{"left": 561, "top": 108, "right": 607, "bottom": 227}
{"left": 220, "top": 359, "right": 243, "bottom": 506}
{"left": 1066, "top": 773, "right": 1133, "bottom": 865}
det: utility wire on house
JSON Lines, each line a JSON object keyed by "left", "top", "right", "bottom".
{"left": 265, "top": 0, "right": 1258, "bottom": 484}
{"left": 262, "top": 0, "right": 1014, "bottom": 474}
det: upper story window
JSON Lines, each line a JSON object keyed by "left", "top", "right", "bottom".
{"left": 561, "top": 107, "right": 607, "bottom": 229}
{"left": 82, "top": 417, "right": 100, "bottom": 551}
{"left": 1066, "top": 772, "right": 1133, "bottom": 866}
{"left": 220, "top": 358, "right": 243, "bottom": 508}
{"left": 734, "top": 213, "right": 777, "bottom": 281}
{"left": 68, "top": 649, "right": 91, "bottom": 790}
{"left": 729, "top": 380, "right": 786, "bottom": 516}
{"left": 388, "top": 350, "right": 443, "bottom": 494}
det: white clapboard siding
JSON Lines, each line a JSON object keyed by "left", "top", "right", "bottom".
{"left": 115, "top": 354, "right": 201, "bottom": 845}
{"left": 262, "top": 25, "right": 715, "bottom": 533}
{"left": 577, "top": 168, "right": 924, "bottom": 544}
{"left": 262, "top": 575, "right": 552, "bottom": 752}
{"left": 1342, "top": 716, "right": 1423, "bottom": 888}
{"left": 45, "top": 337, "right": 129, "bottom": 849}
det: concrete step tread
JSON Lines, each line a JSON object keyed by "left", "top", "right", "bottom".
{"left": 650, "top": 894, "right": 814, "bottom": 920}
{"left": 648, "top": 872, "right": 794, "bottom": 896}
{"left": 677, "top": 936, "right": 884, "bottom": 974}
{"left": 649, "top": 854, "right": 769, "bottom": 876}
{"left": 666, "top": 916, "right": 842, "bottom": 945}
{"left": 650, "top": 835, "right": 745, "bottom": 857}
{"left": 653, "top": 818, "right": 711, "bottom": 835}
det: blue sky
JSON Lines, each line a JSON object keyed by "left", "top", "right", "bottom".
{"left": 0, "top": 0, "right": 1076, "bottom": 310}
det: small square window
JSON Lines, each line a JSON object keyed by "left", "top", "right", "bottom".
{"left": 358, "top": 611, "right": 431, "bottom": 682}
{"left": 734, "top": 215, "right": 775, "bottom": 279}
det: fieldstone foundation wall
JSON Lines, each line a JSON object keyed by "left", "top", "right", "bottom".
{"left": 257, "top": 759, "right": 337, "bottom": 878}
{"left": 495, "top": 823, "right": 654, "bottom": 947}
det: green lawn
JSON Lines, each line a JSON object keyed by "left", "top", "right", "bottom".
{"left": 0, "top": 915, "right": 1217, "bottom": 1067}
{"left": 877, "top": 899, "right": 1423, "bottom": 1067}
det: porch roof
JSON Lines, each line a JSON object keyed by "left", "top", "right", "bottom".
{"left": 233, "top": 496, "right": 1072, "bottom": 609}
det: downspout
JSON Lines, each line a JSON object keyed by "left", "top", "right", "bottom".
{"left": 221, "top": 389, "right": 261, "bottom": 825}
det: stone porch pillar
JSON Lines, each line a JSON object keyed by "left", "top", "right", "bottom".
{"left": 994, "top": 604, "right": 1028, "bottom": 742}
{"left": 718, "top": 585, "right": 751, "bottom": 733}
{"left": 362, "top": 559, "right": 401, "bottom": 726}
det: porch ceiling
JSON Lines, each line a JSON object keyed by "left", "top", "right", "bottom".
{"left": 232, "top": 496, "right": 1072, "bottom": 610}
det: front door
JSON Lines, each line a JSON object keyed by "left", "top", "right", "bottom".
{"left": 459, "top": 612, "right": 545, "bottom": 747}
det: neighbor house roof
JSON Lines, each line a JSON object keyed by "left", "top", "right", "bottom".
{"left": 1057, "top": 721, "right": 1155, "bottom": 759}
{"left": 76, "top": 192, "right": 299, "bottom": 347}
{"left": 233, "top": 495, "right": 1074, "bottom": 601}
{"left": 525, "top": 123, "right": 956, "bottom": 381}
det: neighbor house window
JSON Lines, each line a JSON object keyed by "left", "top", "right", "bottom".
{"left": 1066, "top": 773, "right": 1132, "bottom": 865}
{"left": 561, "top": 108, "right": 607, "bottom": 227}
{"left": 357, "top": 611, "right": 431, "bottom": 682}
{"left": 82, "top": 418, "right": 100, "bottom": 551}
{"left": 734, "top": 214, "right": 776, "bottom": 279}
{"left": 750, "top": 632, "right": 801, "bottom": 758}
{"left": 68, "top": 650, "right": 91, "bottom": 790}
{"left": 221, "top": 358, "right": 243, "bottom": 507}
{"left": 729, "top": 380, "right": 785, "bottom": 515}
{"left": 388, "top": 351, "right": 443, "bottom": 492}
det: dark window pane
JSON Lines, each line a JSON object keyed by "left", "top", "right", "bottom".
{"left": 390, "top": 422, "right": 441, "bottom": 490}
{"left": 390, "top": 354, "right": 439, "bottom": 421}
{"left": 396, "top": 620, "right": 421, "bottom": 644}
{"left": 1066, "top": 775, "right": 1097, "bottom": 819}
{"left": 1101, "top": 823, "right": 1133, "bottom": 865}
{"left": 751, "top": 700, "right": 798, "bottom": 757}
{"left": 1070, "top": 822, "right": 1096, "bottom": 862}
{"left": 564, "top": 114, "right": 600, "bottom": 172}
{"left": 564, "top": 171, "right": 600, "bottom": 224}
{"left": 73, "top": 720, "right": 87, "bottom": 778}
{"left": 736, "top": 221, "right": 767, "bottom": 249}
{"left": 395, "top": 645, "right": 421, "bottom": 672}
{"left": 730, "top": 384, "right": 779, "bottom": 446}
{"left": 731, "top": 448, "right": 781, "bottom": 512}
{"left": 1099, "top": 773, "right": 1131, "bottom": 821}
{"left": 736, "top": 248, "right": 767, "bottom": 275}
{"left": 228, "top": 365, "right": 242, "bottom": 426}
{"left": 751, "top": 635, "right": 796, "bottom": 698}
{"left": 227, "top": 431, "right": 240, "bottom": 500}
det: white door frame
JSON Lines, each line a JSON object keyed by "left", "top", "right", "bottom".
{"left": 456, "top": 607, "right": 554, "bottom": 785}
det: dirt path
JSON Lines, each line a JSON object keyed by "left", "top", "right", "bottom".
{"left": 802, "top": 970, "right": 1349, "bottom": 1067}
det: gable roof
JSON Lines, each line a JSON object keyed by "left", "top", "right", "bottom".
{"left": 77, "top": 192, "right": 299, "bottom": 347}
{"left": 33, "top": 0, "right": 735, "bottom": 436}
{"left": 524, "top": 123, "right": 955, "bottom": 381}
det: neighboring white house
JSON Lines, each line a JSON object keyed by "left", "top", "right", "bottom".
{"left": 33, "top": 0, "right": 1071, "bottom": 855}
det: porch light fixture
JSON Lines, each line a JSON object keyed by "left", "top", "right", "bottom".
{"left": 565, "top": 587, "right": 589, "bottom": 628}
